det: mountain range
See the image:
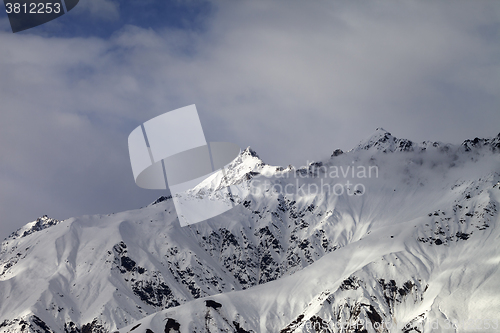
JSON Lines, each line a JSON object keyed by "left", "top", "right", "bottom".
{"left": 1, "top": 128, "right": 499, "bottom": 333}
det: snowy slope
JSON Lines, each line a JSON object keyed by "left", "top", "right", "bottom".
{"left": 1, "top": 129, "right": 499, "bottom": 333}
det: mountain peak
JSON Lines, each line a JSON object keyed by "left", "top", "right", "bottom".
{"left": 178, "top": 146, "right": 266, "bottom": 195}
{"left": 354, "top": 129, "right": 500, "bottom": 155}
{"left": 354, "top": 128, "right": 398, "bottom": 152}
{"left": 232, "top": 146, "right": 266, "bottom": 169}
{"left": 370, "top": 127, "right": 393, "bottom": 140}
{"left": 5, "top": 215, "right": 60, "bottom": 241}
{"left": 241, "top": 147, "right": 260, "bottom": 159}
{"left": 352, "top": 128, "right": 419, "bottom": 153}
{"left": 461, "top": 133, "right": 500, "bottom": 152}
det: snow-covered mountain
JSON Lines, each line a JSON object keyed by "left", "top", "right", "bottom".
{"left": 1, "top": 129, "right": 499, "bottom": 333}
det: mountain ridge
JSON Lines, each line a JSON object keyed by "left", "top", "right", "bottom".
{"left": 1, "top": 129, "right": 499, "bottom": 333}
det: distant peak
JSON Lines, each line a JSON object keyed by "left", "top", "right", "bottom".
{"left": 6, "top": 215, "right": 60, "bottom": 241}
{"left": 354, "top": 128, "right": 415, "bottom": 153}
{"left": 461, "top": 133, "right": 500, "bottom": 152}
{"left": 355, "top": 128, "right": 396, "bottom": 150}
{"left": 372, "top": 127, "right": 393, "bottom": 139}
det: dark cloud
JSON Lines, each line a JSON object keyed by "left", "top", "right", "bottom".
{"left": 0, "top": 0, "right": 499, "bottom": 239}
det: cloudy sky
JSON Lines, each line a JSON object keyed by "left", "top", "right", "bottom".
{"left": 0, "top": 0, "right": 499, "bottom": 239}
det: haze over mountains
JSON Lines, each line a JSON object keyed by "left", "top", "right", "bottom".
{"left": 1, "top": 129, "right": 499, "bottom": 333}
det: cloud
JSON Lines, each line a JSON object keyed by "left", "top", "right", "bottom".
{"left": 0, "top": 0, "right": 499, "bottom": 238}
{"left": 74, "top": 0, "right": 120, "bottom": 21}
